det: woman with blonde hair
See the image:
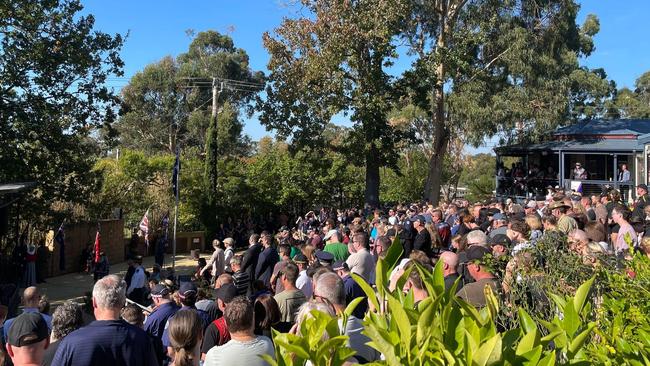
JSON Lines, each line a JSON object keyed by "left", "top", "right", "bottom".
{"left": 301, "top": 244, "right": 316, "bottom": 265}
{"left": 167, "top": 310, "right": 203, "bottom": 366}
{"left": 524, "top": 214, "right": 543, "bottom": 243}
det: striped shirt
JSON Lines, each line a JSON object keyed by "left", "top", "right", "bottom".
{"left": 232, "top": 270, "right": 250, "bottom": 296}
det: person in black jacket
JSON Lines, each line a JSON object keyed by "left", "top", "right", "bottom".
{"left": 255, "top": 232, "right": 279, "bottom": 289}
{"left": 411, "top": 215, "right": 433, "bottom": 257}
{"left": 240, "top": 234, "right": 262, "bottom": 294}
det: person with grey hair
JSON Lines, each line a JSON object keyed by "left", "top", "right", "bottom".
{"left": 466, "top": 230, "right": 488, "bottom": 247}
{"left": 42, "top": 301, "right": 83, "bottom": 366}
{"left": 313, "top": 272, "right": 379, "bottom": 363}
{"left": 51, "top": 275, "right": 158, "bottom": 366}
{"left": 289, "top": 300, "right": 335, "bottom": 336}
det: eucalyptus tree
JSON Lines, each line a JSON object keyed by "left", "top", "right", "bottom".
{"left": 0, "top": 0, "right": 124, "bottom": 222}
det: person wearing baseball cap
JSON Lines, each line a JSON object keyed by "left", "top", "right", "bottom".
{"left": 455, "top": 246, "right": 501, "bottom": 308}
{"left": 293, "top": 254, "right": 313, "bottom": 298}
{"left": 6, "top": 312, "right": 49, "bottom": 366}
{"left": 201, "top": 283, "right": 239, "bottom": 359}
{"left": 323, "top": 229, "right": 349, "bottom": 262}
{"left": 332, "top": 260, "right": 368, "bottom": 319}
{"left": 162, "top": 282, "right": 211, "bottom": 349}
{"left": 411, "top": 215, "right": 434, "bottom": 258}
{"left": 488, "top": 213, "right": 508, "bottom": 239}
{"left": 143, "top": 284, "right": 180, "bottom": 341}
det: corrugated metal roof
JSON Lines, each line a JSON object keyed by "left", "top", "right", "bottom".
{"left": 496, "top": 138, "right": 644, "bottom": 154}
{"left": 554, "top": 119, "right": 650, "bottom": 136}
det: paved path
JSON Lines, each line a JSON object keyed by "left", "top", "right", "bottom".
{"left": 39, "top": 254, "right": 199, "bottom": 307}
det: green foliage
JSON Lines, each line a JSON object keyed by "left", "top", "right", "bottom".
{"left": 263, "top": 311, "right": 356, "bottom": 366}
{"left": 91, "top": 149, "right": 173, "bottom": 228}
{"left": 459, "top": 154, "right": 497, "bottom": 203}
{"left": 605, "top": 71, "right": 650, "bottom": 119}
{"left": 379, "top": 151, "right": 428, "bottom": 204}
{"left": 0, "top": 0, "right": 124, "bottom": 225}
{"left": 588, "top": 254, "right": 650, "bottom": 364}
{"left": 259, "top": 0, "right": 410, "bottom": 207}
{"left": 269, "top": 234, "right": 650, "bottom": 365}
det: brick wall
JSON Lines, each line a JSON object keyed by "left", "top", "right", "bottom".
{"left": 46, "top": 219, "right": 124, "bottom": 277}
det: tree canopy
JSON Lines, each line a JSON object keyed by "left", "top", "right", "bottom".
{"left": 0, "top": 0, "right": 124, "bottom": 224}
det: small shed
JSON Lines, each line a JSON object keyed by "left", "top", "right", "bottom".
{"left": 495, "top": 119, "right": 650, "bottom": 201}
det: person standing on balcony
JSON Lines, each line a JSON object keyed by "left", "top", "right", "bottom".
{"left": 573, "top": 162, "right": 588, "bottom": 180}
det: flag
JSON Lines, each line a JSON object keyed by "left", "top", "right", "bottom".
{"left": 172, "top": 148, "right": 180, "bottom": 199}
{"left": 55, "top": 222, "right": 65, "bottom": 270}
{"left": 94, "top": 230, "right": 101, "bottom": 263}
{"left": 139, "top": 209, "right": 150, "bottom": 247}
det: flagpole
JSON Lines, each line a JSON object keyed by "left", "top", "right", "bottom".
{"left": 172, "top": 149, "right": 179, "bottom": 275}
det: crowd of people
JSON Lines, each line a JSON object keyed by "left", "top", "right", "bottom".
{"left": 2, "top": 182, "right": 650, "bottom": 366}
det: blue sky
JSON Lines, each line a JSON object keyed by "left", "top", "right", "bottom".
{"left": 82, "top": 0, "right": 650, "bottom": 153}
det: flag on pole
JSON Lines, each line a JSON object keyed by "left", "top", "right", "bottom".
{"left": 139, "top": 209, "right": 150, "bottom": 247}
{"left": 94, "top": 230, "right": 101, "bottom": 263}
{"left": 55, "top": 222, "right": 65, "bottom": 270}
{"left": 172, "top": 148, "right": 180, "bottom": 199}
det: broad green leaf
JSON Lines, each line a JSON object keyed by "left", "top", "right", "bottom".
{"left": 417, "top": 299, "right": 435, "bottom": 345}
{"left": 540, "top": 330, "right": 563, "bottom": 346}
{"left": 352, "top": 273, "right": 379, "bottom": 313}
{"left": 548, "top": 293, "right": 567, "bottom": 310}
{"left": 483, "top": 286, "right": 499, "bottom": 321}
{"left": 344, "top": 297, "right": 364, "bottom": 318}
{"left": 473, "top": 333, "right": 502, "bottom": 366}
{"left": 518, "top": 308, "right": 537, "bottom": 334}
{"left": 568, "top": 323, "right": 596, "bottom": 357}
{"left": 516, "top": 329, "right": 538, "bottom": 356}
{"left": 275, "top": 339, "right": 311, "bottom": 359}
{"left": 431, "top": 259, "right": 445, "bottom": 296}
{"left": 562, "top": 298, "right": 580, "bottom": 337}
{"left": 572, "top": 277, "right": 594, "bottom": 315}
{"left": 385, "top": 236, "right": 404, "bottom": 271}
{"left": 518, "top": 345, "right": 542, "bottom": 363}
{"left": 363, "top": 325, "right": 402, "bottom": 365}
{"left": 387, "top": 294, "right": 412, "bottom": 348}
{"left": 376, "top": 258, "right": 386, "bottom": 299}
{"left": 537, "top": 350, "right": 556, "bottom": 366}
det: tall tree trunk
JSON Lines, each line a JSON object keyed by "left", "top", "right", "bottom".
{"left": 365, "top": 143, "right": 380, "bottom": 208}
{"left": 424, "top": 14, "right": 450, "bottom": 205}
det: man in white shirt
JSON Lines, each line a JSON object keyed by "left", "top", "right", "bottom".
{"left": 126, "top": 256, "right": 146, "bottom": 304}
{"left": 293, "top": 254, "right": 312, "bottom": 298}
{"left": 345, "top": 232, "right": 375, "bottom": 285}
{"left": 204, "top": 297, "right": 274, "bottom": 366}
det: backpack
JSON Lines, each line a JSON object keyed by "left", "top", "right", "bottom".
{"left": 212, "top": 317, "right": 230, "bottom": 346}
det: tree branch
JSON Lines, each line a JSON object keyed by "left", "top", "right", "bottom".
{"left": 456, "top": 46, "right": 513, "bottom": 88}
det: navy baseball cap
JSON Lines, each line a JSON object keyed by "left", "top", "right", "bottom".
{"left": 151, "top": 284, "right": 170, "bottom": 297}
{"left": 215, "top": 283, "right": 238, "bottom": 304}
{"left": 410, "top": 215, "right": 426, "bottom": 224}
{"left": 332, "top": 260, "right": 348, "bottom": 271}
{"left": 178, "top": 282, "right": 197, "bottom": 299}
{"left": 7, "top": 313, "right": 49, "bottom": 347}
